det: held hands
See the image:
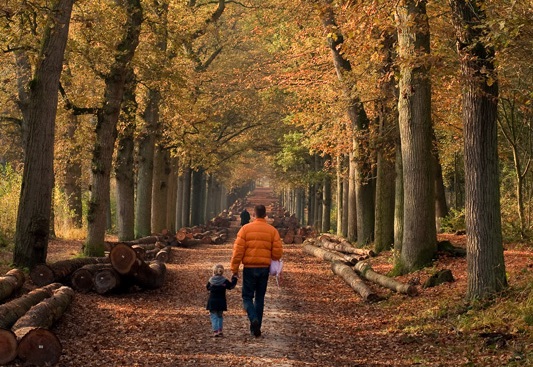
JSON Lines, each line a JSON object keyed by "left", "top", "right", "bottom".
{"left": 231, "top": 272, "right": 239, "bottom": 279}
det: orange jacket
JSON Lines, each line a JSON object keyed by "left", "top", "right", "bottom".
{"left": 230, "top": 218, "right": 283, "bottom": 274}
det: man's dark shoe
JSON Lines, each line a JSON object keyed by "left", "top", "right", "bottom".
{"left": 251, "top": 319, "right": 261, "bottom": 337}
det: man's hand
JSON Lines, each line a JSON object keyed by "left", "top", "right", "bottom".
{"left": 232, "top": 272, "right": 239, "bottom": 279}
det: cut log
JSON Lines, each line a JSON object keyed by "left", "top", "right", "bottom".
{"left": 331, "top": 261, "right": 380, "bottom": 302}
{"left": 155, "top": 247, "right": 171, "bottom": 263}
{"left": 0, "top": 269, "right": 25, "bottom": 302}
{"left": 131, "top": 245, "right": 147, "bottom": 260}
{"left": 0, "top": 283, "right": 62, "bottom": 329}
{"left": 13, "top": 286, "right": 74, "bottom": 366}
{"left": 133, "top": 261, "right": 167, "bottom": 290}
{"left": 110, "top": 243, "right": 140, "bottom": 275}
{"left": 302, "top": 244, "right": 350, "bottom": 264}
{"left": 30, "top": 257, "right": 109, "bottom": 286}
{"left": 0, "top": 329, "right": 17, "bottom": 364}
{"left": 71, "top": 264, "right": 114, "bottom": 293}
{"left": 317, "top": 234, "right": 376, "bottom": 257}
{"left": 15, "top": 328, "right": 62, "bottom": 366}
{"left": 354, "top": 262, "right": 418, "bottom": 296}
{"left": 93, "top": 268, "right": 123, "bottom": 294}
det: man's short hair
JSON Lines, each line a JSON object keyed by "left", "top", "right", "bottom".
{"left": 254, "top": 204, "right": 266, "bottom": 218}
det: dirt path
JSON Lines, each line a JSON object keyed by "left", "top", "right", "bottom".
{"left": 5, "top": 186, "right": 530, "bottom": 367}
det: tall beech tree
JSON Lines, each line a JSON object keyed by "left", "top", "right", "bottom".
{"left": 395, "top": 0, "right": 436, "bottom": 272}
{"left": 85, "top": 0, "right": 143, "bottom": 255}
{"left": 318, "top": 0, "right": 373, "bottom": 245}
{"left": 115, "top": 67, "right": 137, "bottom": 241}
{"left": 13, "top": 0, "right": 74, "bottom": 268}
{"left": 449, "top": 0, "right": 507, "bottom": 299}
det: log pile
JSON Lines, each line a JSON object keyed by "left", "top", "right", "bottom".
{"left": 302, "top": 238, "right": 417, "bottom": 302}
{"left": 30, "top": 257, "right": 109, "bottom": 287}
{"left": 0, "top": 283, "right": 71, "bottom": 366}
{"left": 175, "top": 226, "right": 229, "bottom": 246}
{"left": 270, "top": 209, "right": 314, "bottom": 244}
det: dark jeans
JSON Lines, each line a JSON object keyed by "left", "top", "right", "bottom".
{"left": 242, "top": 267, "right": 269, "bottom": 330}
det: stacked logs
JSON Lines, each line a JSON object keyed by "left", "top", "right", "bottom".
{"left": 271, "top": 210, "right": 314, "bottom": 244}
{"left": 175, "top": 226, "right": 229, "bottom": 246}
{"left": 0, "top": 269, "right": 25, "bottom": 302}
{"left": 0, "top": 282, "right": 73, "bottom": 366}
{"left": 302, "top": 236, "right": 417, "bottom": 302}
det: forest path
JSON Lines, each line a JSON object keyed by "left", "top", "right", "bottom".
{"left": 11, "top": 186, "right": 525, "bottom": 366}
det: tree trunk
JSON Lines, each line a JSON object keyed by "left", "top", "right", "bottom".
{"left": 433, "top": 149, "right": 449, "bottom": 233}
{"left": 394, "top": 144, "right": 404, "bottom": 256}
{"left": 374, "top": 30, "right": 397, "bottom": 253}
{"left": 62, "top": 112, "right": 83, "bottom": 228}
{"left": 347, "top": 152, "right": 357, "bottom": 241}
{"left": 395, "top": 0, "right": 436, "bottom": 273}
{"left": 135, "top": 88, "right": 160, "bottom": 238}
{"left": 0, "top": 283, "right": 62, "bottom": 330}
{"left": 336, "top": 155, "right": 343, "bottom": 236}
{"left": 322, "top": 170, "right": 332, "bottom": 233}
{"left": 115, "top": 67, "right": 137, "bottom": 241}
{"left": 0, "top": 269, "right": 25, "bottom": 302}
{"left": 331, "top": 261, "right": 380, "bottom": 302}
{"left": 86, "top": 0, "right": 143, "bottom": 255}
{"left": 166, "top": 157, "right": 178, "bottom": 232}
{"left": 13, "top": 286, "right": 74, "bottom": 366}
{"left": 354, "top": 262, "right": 417, "bottom": 296}
{"left": 181, "top": 165, "right": 192, "bottom": 227}
{"left": 151, "top": 145, "right": 170, "bottom": 233}
{"left": 191, "top": 168, "right": 204, "bottom": 225}
{"left": 13, "top": 0, "right": 74, "bottom": 269}
{"left": 342, "top": 169, "right": 349, "bottom": 238}
{"left": 450, "top": 0, "right": 507, "bottom": 299}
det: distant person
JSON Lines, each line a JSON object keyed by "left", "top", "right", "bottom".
{"left": 230, "top": 204, "right": 283, "bottom": 337}
{"left": 206, "top": 264, "right": 238, "bottom": 337}
{"left": 240, "top": 208, "right": 251, "bottom": 226}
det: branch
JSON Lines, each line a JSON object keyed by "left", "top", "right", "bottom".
{"left": 58, "top": 82, "right": 98, "bottom": 115}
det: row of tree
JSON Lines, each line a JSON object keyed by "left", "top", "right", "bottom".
{"left": 0, "top": 1, "right": 530, "bottom": 302}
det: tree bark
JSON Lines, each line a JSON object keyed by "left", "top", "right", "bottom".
{"left": 181, "top": 165, "right": 192, "bottom": 227}
{"left": 316, "top": 234, "right": 375, "bottom": 257}
{"left": 395, "top": 0, "right": 436, "bottom": 272}
{"left": 0, "top": 269, "right": 25, "bottom": 302}
{"left": 151, "top": 145, "right": 170, "bottom": 233}
{"left": 354, "top": 262, "right": 417, "bottom": 296}
{"left": 449, "top": 0, "right": 507, "bottom": 299}
{"left": 302, "top": 243, "right": 351, "bottom": 264}
{"left": 13, "top": 0, "right": 74, "bottom": 269}
{"left": 115, "top": 67, "right": 137, "bottom": 241}
{"left": 331, "top": 261, "right": 380, "bottom": 302}
{"left": 135, "top": 88, "right": 159, "bottom": 238}
{"left": 86, "top": 0, "right": 143, "bottom": 255}
{"left": 0, "top": 283, "right": 62, "bottom": 330}
{"left": 321, "top": 170, "right": 332, "bottom": 233}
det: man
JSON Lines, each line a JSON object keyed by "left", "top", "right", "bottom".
{"left": 240, "top": 208, "right": 251, "bottom": 226}
{"left": 230, "top": 204, "right": 283, "bottom": 337}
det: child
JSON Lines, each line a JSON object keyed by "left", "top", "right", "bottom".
{"left": 206, "top": 264, "right": 238, "bottom": 337}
